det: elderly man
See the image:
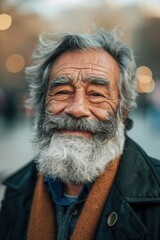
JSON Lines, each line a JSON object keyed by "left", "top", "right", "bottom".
{"left": 0, "top": 29, "right": 160, "bottom": 240}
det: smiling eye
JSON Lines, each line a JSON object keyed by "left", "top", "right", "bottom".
{"left": 51, "top": 90, "right": 73, "bottom": 101}
{"left": 55, "top": 90, "right": 71, "bottom": 95}
{"left": 89, "top": 92, "right": 104, "bottom": 97}
{"left": 88, "top": 91, "right": 105, "bottom": 103}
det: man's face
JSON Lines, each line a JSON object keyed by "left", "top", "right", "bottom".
{"left": 36, "top": 49, "right": 125, "bottom": 184}
{"left": 45, "top": 49, "right": 120, "bottom": 138}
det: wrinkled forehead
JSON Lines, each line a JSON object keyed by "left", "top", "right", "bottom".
{"left": 49, "top": 49, "right": 120, "bottom": 80}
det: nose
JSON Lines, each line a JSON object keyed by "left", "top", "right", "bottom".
{"left": 64, "top": 93, "right": 91, "bottom": 118}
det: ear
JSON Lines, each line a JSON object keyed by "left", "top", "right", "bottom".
{"left": 125, "top": 117, "right": 133, "bottom": 130}
{"left": 121, "top": 108, "right": 128, "bottom": 123}
{"left": 121, "top": 109, "right": 133, "bottom": 130}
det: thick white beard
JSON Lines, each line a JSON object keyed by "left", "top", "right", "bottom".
{"left": 36, "top": 119, "right": 125, "bottom": 184}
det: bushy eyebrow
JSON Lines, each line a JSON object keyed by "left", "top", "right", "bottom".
{"left": 48, "top": 76, "right": 110, "bottom": 90}
{"left": 48, "top": 76, "right": 73, "bottom": 89}
{"left": 85, "top": 77, "right": 110, "bottom": 86}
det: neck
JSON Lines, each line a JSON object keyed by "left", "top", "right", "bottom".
{"left": 63, "top": 183, "right": 84, "bottom": 196}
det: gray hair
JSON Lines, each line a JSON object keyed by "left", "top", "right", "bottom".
{"left": 25, "top": 29, "right": 137, "bottom": 117}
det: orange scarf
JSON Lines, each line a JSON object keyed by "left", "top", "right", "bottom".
{"left": 27, "top": 156, "right": 120, "bottom": 240}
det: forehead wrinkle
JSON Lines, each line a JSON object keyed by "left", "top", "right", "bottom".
{"left": 53, "top": 63, "right": 113, "bottom": 70}
{"left": 84, "top": 68, "right": 115, "bottom": 79}
{"left": 52, "top": 63, "right": 116, "bottom": 76}
{"left": 49, "top": 74, "right": 111, "bottom": 89}
{"left": 49, "top": 71, "right": 114, "bottom": 86}
{"left": 52, "top": 67, "right": 115, "bottom": 79}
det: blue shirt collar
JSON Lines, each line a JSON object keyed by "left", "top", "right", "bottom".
{"left": 44, "top": 176, "right": 92, "bottom": 206}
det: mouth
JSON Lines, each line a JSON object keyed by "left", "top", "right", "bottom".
{"left": 61, "top": 130, "right": 92, "bottom": 138}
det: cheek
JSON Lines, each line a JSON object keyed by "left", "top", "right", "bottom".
{"left": 45, "top": 99, "right": 67, "bottom": 115}
{"left": 90, "top": 107, "right": 110, "bottom": 121}
{"left": 89, "top": 102, "right": 118, "bottom": 121}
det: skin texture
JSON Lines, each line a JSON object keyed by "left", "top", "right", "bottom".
{"left": 46, "top": 49, "right": 119, "bottom": 124}
{"left": 45, "top": 49, "right": 120, "bottom": 195}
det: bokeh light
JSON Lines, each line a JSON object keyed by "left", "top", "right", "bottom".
{"left": 0, "top": 14, "right": 12, "bottom": 30}
{"left": 6, "top": 54, "right": 25, "bottom": 73}
{"left": 136, "top": 66, "right": 155, "bottom": 93}
{"left": 137, "top": 78, "right": 155, "bottom": 93}
{"left": 136, "top": 66, "right": 152, "bottom": 78}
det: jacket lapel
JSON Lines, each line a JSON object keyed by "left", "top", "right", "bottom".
{"left": 116, "top": 137, "right": 160, "bottom": 203}
{"left": 96, "top": 185, "right": 149, "bottom": 239}
{"left": 96, "top": 137, "right": 160, "bottom": 239}
{"left": 3, "top": 161, "right": 37, "bottom": 240}
{"left": 3, "top": 192, "right": 32, "bottom": 240}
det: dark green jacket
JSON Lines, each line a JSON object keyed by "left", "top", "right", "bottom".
{"left": 0, "top": 137, "right": 160, "bottom": 240}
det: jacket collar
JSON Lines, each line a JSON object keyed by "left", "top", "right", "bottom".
{"left": 4, "top": 137, "right": 160, "bottom": 203}
{"left": 3, "top": 160, "right": 37, "bottom": 194}
{"left": 115, "top": 137, "right": 160, "bottom": 203}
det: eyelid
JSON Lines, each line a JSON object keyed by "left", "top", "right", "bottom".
{"left": 88, "top": 90, "right": 105, "bottom": 97}
{"left": 48, "top": 89, "right": 73, "bottom": 101}
{"left": 55, "top": 90, "right": 73, "bottom": 95}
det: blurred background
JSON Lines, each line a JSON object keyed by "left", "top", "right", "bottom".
{"left": 0, "top": 0, "right": 160, "bottom": 202}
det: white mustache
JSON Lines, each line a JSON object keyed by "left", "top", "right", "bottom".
{"left": 42, "top": 112, "right": 117, "bottom": 138}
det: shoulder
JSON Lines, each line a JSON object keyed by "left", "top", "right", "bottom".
{"left": 0, "top": 160, "right": 38, "bottom": 240}
{"left": 3, "top": 159, "right": 38, "bottom": 193}
{"left": 125, "top": 136, "right": 160, "bottom": 178}
{"left": 148, "top": 156, "right": 160, "bottom": 181}
{"left": 124, "top": 136, "right": 160, "bottom": 162}
{"left": 125, "top": 136, "right": 160, "bottom": 169}
{"left": 117, "top": 136, "right": 160, "bottom": 201}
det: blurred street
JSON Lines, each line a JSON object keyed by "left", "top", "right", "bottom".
{"left": 0, "top": 118, "right": 34, "bottom": 205}
{"left": 0, "top": 112, "right": 160, "bottom": 205}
